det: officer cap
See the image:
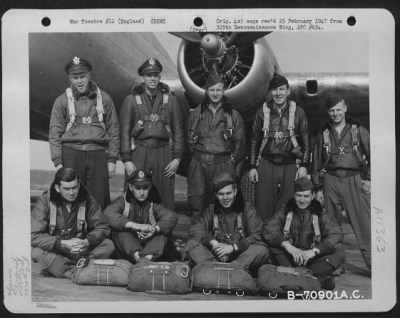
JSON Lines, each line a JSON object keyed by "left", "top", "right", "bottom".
{"left": 205, "top": 73, "right": 225, "bottom": 89}
{"left": 294, "top": 177, "right": 314, "bottom": 192}
{"left": 127, "top": 169, "right": 152, "bottom": 186}
{"left": 213, "top": 172, "right": 235, "bottom": 192}
{"left": 138, "top": 57, "right": 163, "bottom": 76}
{"left": 65, "top": 56, "right": 92, "bottom": 74}
{"left": 325, "top": 93, "right": 345, "bottom": 110}
{"left": 269, "top": 73, "right": 289, "bottom": 90}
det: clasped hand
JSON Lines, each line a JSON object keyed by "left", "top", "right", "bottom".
{"left": 63, "top": 237, "right": 89, "bottom": 255}
{"left": 211, "top": 241, "right": 234, "bottom": 261}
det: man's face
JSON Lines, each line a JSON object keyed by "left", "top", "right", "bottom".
{"left": 69, "top": 72, "right": 91, "bottom": 94}
{"left": 328, "top": 101, "right": 347, "bottom": 125}
{"left": 130, "top": 184, "right": 151, "bottom": 202}
{"left": 143, "top": 72, "right": 161, "bottom": 91}
{"left": 216, "top": 184, "right": 237, "bottom": 209}
{"left": 207, "top": 82, "right": 224, "bottom": 104}
{"left": 294, "top": 190, "right": 314, "bottom": 210}
{"left": 271, "top": 84, "right": 290, "bottom": 107}
{"left": 55, "top": 178, "right": 80, "bottom": 203}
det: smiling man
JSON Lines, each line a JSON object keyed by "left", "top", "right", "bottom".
{"left": 263, "top": 177, "right": 345, "bottom": 287}
{"left": 186, "top": 172, "right": 269, "bottom": 275}
{"left": 249, "top": 73, "right": 310, "bottom": 221}
{"left": 31, "top": 168, "right": 114, "bottom": 279}
{"left": 312, "top": 94, "right": 371, "bottom": 270}
{"left": 119, "top": 58, "right": 184, "bottom": 210}
{"left": 104, "top": 169, "right": 177, "bottom": 264}
{"left": 49, "top": 57, "right": 120, "bottom": 208}
{"left": 186, "top": 74, "right": 246, "bottom": 216}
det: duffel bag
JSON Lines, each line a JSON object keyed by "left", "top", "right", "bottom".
{"left": 257, "top": 264, "right": 321, "bottom": 295}
{"left": 128, "top": 261, "right": 191, "bottom": 294}
{"left": 72, "top": 259, "right": 133, "bottom": 286}
{"left": 191, "top": 262, "right": 256, "bottom": 296}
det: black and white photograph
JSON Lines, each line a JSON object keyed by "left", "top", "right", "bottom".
{"left": 2, "top": 8, "right": 396, "bottom": 313}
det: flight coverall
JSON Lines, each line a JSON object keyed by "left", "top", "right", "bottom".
{"left": 104, "top": 192, "right": 178, "bottom": 263}
{"left": 263, "top": 199, "right": 345, "bottom": 277}
{"left": 119, "top": 83, "right": 184, "bottom": 210}
{"left": 312, "top": 120, "right": 371, "bottom": 269}
{"left": 49, "top": 82, "right": 120, "bottom": 208}
{"left": 31, "top": 186, "right": 114, "bottom": 278}
{"left": 186, "top": 196, "right": 269, "bottom": 275}
{"left": 250, "top": 101, "right": 310, "bottom": 221}
{"left": 187, "top": 99, "right": 246, "bottom": 214}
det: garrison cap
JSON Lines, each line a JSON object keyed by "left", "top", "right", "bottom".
{"left": 325, "top": 93, "right": 345, "bottom": 110}
{"left": 294, "top": 177, "right": 314, "bottom": 192}
{"left": 213, "top": 172, "right": 235, "bottom": 192}
{"left": 269, "top": 73, "right": 289, "bottom": 90}
{"left": 65, "top": 56, "right": 92, "bottom": 74}
{"left": 138, "top": 57, "right": 163, "bottom": 76}
{"left": 127, "top": 169, "right": 152, "bottom": 186}
{"left": 205, "top": 73, "right": 225, "bottom": 89}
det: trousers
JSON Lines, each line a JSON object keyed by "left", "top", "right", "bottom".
{"left": 62, "top": 146, "right": 110, "bottom": 208}
{"left": 131, "top": 144, "right": 174, "bottom": 210}
{"left": 255, "top": 158, "right": 297, "bottom": 221}
{"left": 323, "top": 173, "right": 371, "bottom": 269}
{"left": 31, "top": 239, "right": 115, "bottom": 278}
{"left": 186, "top": 239, "right": 270, "bottom": 275}
{"left": 112, "top": 231, "right": 168, "bottom": 263}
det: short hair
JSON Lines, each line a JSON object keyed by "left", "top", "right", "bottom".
{"left": 53, "top": 167, "right": 79, "bottom": 185}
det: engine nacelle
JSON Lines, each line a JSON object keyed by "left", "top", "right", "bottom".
{"left": 177, "top": 36, "right": 280, "bottom": 115}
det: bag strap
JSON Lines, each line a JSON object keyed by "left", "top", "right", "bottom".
{"left": 288, "top": 101, "right": 299, "bottom": 149}
{"left": 257, "top": 102, "right": 270, "bottom": 166}
{"left": 283, "top": 211, "right": 293, "bottom": 241}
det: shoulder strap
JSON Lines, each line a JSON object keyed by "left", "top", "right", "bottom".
{"left": 123, "top": 199, "right": 130, "bottom": 218}
{"left": 288, "top": 101, "right": 299, "bottom": 148}
{"left": 311, "top": 214, "right": 321, "bottom": 247}
{"left": 135, "top": 95, "right": 142, "bottom": 105}
{"left": 49, "top": 194, "right": 57, "bottom": 235}
{"left": 257, "top": 103, "right": 270, "bottom": 166}
{"left": 65, "top": 88, "right": 76, "bottom": 132}
{"left": 283, "top": 211, "right": 293, "bottom": 241}
{"left": 148, "top": 202, "right": 156, "bottom": 226}
{"left": 76, "top": 201, "right": 86, "bottom": 233}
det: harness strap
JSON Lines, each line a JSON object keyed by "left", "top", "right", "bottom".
{"left": 123, "top": 200, "right": 156, "bottom": 226}
{"left": 288, "top": 101, "right": 298, "bottom": 148}
{"left": 65, "top": 88, "right": 76, "bottom": 132}
{"left": 76, "top": 201, "right": 87, "bottom": 233}
{"left": 283, "top": 211, "right": 293, "bottom": 241}
{"left": 257, "top": 102, "right": 270, "bottom": 166}
{"left": 311, "top": 214, "right": 321, "bottom": 247}
{"left": 350, "top": 124, "right": 363, "bottom": 163}
{"left": 49, "top": 200, "right": 57, "bottom": 236}
{"left": 135, "top": 95, "right": 142, "bottom": 105}
{"left": 236, "top": 212, "right": 245, "bottom": 238}
{"left": 123, "top": 199, "right": 130, "bottom": 218}
{"left": 95, "top": 86, "right": 105, "bottom": 130}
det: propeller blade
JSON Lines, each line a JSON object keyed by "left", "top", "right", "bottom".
{"left": 169, "top": 32, "right": 202, "bottom": 43}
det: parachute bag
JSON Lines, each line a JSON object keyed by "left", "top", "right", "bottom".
{"left": 191, "top": 262, "right": 256, "bottom": 296}
{"left": 127, "top": 261, "right": 191, "bottom": 294}
{"left": 72, "top": 259, "right": 133, "bottom": 286}
{"left": 257, "top": 264, "right": 321, "bottom": 295}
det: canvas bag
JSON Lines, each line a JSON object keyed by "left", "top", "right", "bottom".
{"left": 72, "top": 259, "right": 133, "bottom": 286}
{"left": 257, "top": 264, "right": 321, "bottom": 294}
{"left": 191, "top": 261, "right": 256, "bottom": 296}
{"left": 127, "top": 261, "right": 191, "bottom": 294}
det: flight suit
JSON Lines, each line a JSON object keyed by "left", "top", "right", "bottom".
{"left": 312, "top": 120, "right": 371, "bottom": 269}
{"left": 119, "top": 82, "right": 184, "bottom": 210}
{"left": 104, "top": 192, "right": 178, "bottom": 262}
{"left": 186, "top": 197, "right": 269, "bottom": 275}
{"left": 49, "top": 82, "right": 120, "bottom": 208}
{"left": 250, "top": 101, "right": 310, "bottom": 221}
{"left": 187, "top": 100, "right": 246, "bottom": 215}
{"left": 263, "top": 199, "right": 345, "bottom": 277}
{"left": 31, "top": 186, "right": 114, "bottom": 278}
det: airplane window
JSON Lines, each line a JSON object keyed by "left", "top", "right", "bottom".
{"left": 306, "top": 80, "right": 318, "bottom": 95}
